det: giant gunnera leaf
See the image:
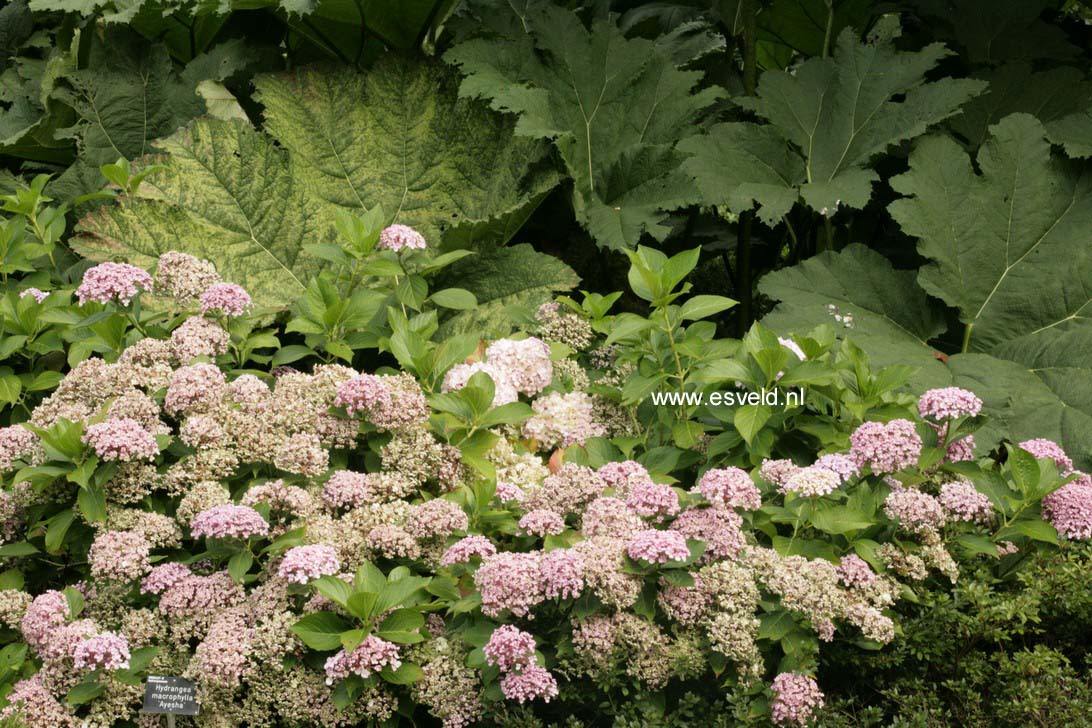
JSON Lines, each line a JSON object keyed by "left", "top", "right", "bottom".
{"left": 445, "top": 0, "right": 723, "bottom": 250}
{"left": 73, "top": 57, "right": 557, "bottom": 306}
{"left": 679, "top": 27, "right": 984, "bottom": 225}
{"left": 889, "top": 114, "right": 1092, "bottom": 354}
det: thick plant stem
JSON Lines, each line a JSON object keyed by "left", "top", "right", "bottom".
{"left": 737, "top": 0, "right": 758, "bottom": 333}
{"left": 962, "top": 322, "right": 974, "bottom": 353}
{"left": 822, "top": 0, "right": 835, "bottom": 58}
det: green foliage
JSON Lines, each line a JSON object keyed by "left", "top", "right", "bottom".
{"left": 446, "top": 0, "right": 723, "bottom": 250}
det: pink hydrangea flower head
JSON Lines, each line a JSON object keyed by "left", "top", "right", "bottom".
{"left": 322, "top": 470, "right": 375, "bottom": 510}
{"left": 190, "top": 504, "right": 269, "bottom": 539}
{"left": 140, "top": 563, "right": 192, "bottom": 595}
{"left": 938, "top": 478, "right": 993, "bottom": 525}
{"left": 324, "top": 636, "right": 401, "bottom": 682}
{"left": 76, "top": 262, "right": 153, "bottom": 305}
{"left": 483, "top": 625, "right": 537, "bottom": 671}
{"left": 407, "top": 499, "right": 469, "bottom": 540}
{"left": 88, "top": 530, "right": 151, "bottom": 581}
{"left": 474, "top": 552, "right": 544, "bottom": 618}
{"left": 19, "top": 288, "right": 48, "bottom": 303}
{"left": 672, "top": 506, "right": 745, "bottom": 561}
{"left": 0, "top": 425, "right": 42, "bottom": 471}
{"left": 759, "top": 458, "right": 801, "bottom": 487}
{"left": 334, "top": 373, "right": 392, "bottom": 418}
{"left": 883, "top": 486, "right": 946, "bottom": 534}
{"left": 500, "top": 665, "right": 559, "bottom": 703}
{"left": 850, "top": 420, "right": 922, "bottom": 473}
{"left": 946, "top": 435, "right": 976, "bottom": 463}
{"left": 1018, "top": 438, "right": 1074, "bottom": 475}
{"left": 73, "top": 631, "right": 130, "bottom": 671}
{"left": 918, "top": 387, "right": 983, "bottom": 420}
{"left": 279, "top": 544, "right": 341, "bottom": 584}
{"left": 378, "top": 224, "right": 427, "bottom": 252}
{"left": 485, "top": 337, "right": 553, "bottom": 396}
{"left": 771, "top": 672, "right": 825, "bottom": 727}
{"left": 440, "top": 535, "right": 497, "bottom": 567}
{"left": 519, "top": 509, "right": 566, "bottom": 537}
{"left": 20, "top": 591, "right": 70, "bottom": 650}
{"left": 199, "top": 282, "right": 252, "bottom": 317}
{"left": 165, "top": 363, "right": 227, "bottom": 415}
{"left": 596, "top": 460, "right": 653, "bottom": 497}
{"left": 1042, "top": 474, "right": 1092, "bottom": 540}
{"left": 813, "top": 454, "right": 859, "bottom": 483}
{"left": 836, "top": 554, "right": 876, "bottom": 588}
{"left": 695, "top": 467, "right": 761, "bottom": 510}
{"left": 626, "top": 480, "right": 680, "bottom": 521}
{"left": 442, "top": 361, "right": 519, "bottom": 407}
{"left": 82, "top": 418, "right": 158, "bottom": 462}
{"left": 626, "top": 529, "right": 691, "bottom": 564}
{"left": 539, "top": 548, "right": 585, "bottom": 599}
{"left": 495, "top": 481, "right": 525, "bottom": 503}
{"left": 522, "top": 392, "right": 606, "bottom": 450}
{"left": 781, "top": 466, "right": 841, "bottom": 498}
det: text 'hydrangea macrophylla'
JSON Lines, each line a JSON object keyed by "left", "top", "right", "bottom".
{"left": 850, "top": 419, "right": 922, "bottom": 473}
{"left": 1042, "top": 473, "right": 1092, "bottom": 540}
{"left": 378, "top": 223, "right": 426, "bottom": 252}
{"left": 770, "top": 672, "right": 824, "bottom": 727}
{"left": 500, "top": 665, "right": 559, "bottom": 703}
{"left": 483, "top": 625, "right": 537, "bottom": 671}
{"left": 813, "top": 454, "right": 859, "bottom": 483}
{"left": 626, "top": 529, "right": 691, "bottom": 564}
{"left": 278, "top": 544, "right": 341, "bottom": 584}
{"left": 334, "top": 373, "right": 392, "bottom": 417}
{"left": 75, "top": 262, "right": 153, "bottom": 305}
{"left": 475, "top": 551, "right": 544, "bottom": 618}
{"left": 73, "top": 631, "right": 131, "bottom": 671}
{"left": 140, "top": 562, "right": 191, "bottom": 595}
{"left": 883, "top": 486, "right": 946, "bottom": 534}
{"left": 324, "top": 635, "right": 402, "bottom": 683}
{"left": 199, "top": 282, "right": 253, "bottom": 317}
{"left": 540, "top": 548, "right": 585, "bottom": 599}
{"left": 519, "top": 509, "right": 566, "bottom": 537}
{"left": 484, "top": 337, "right": 553, "bottom": 395}
{"left": 917, "top": 387, "right": 983, "bottom": 420}
{"left": 938, "top": 478, "right": 993, "bottom": 525}
{"left": 88, "top": 530, "right": 151, "bottom": 581}
{"left": 190, "top": 504, "right": 270, "bottom": 539}
{"left": 82, "top": 418, "right": 158, "bottom": 462}
{"left": 1018, "top": 438, "right": 1074, "bottom": 475}
{"left": 440, "top": 535, "right": 497, "bottom": 566}
{"left": 781, "top": 466, "right": 841, "bottom": 498}
{"left": 695, "top": 467, "right": 762, "bottom": 510}
{"left": 625, "top": 479, "right": 680, "bottom": 521}
{"left": 19, "top": 287, "right": 48, "bottom": 303}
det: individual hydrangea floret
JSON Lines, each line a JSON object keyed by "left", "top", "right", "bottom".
{"left": 440, "top": 535, "right": 498, "bottom": 566}
{"left": 778, "top": 336, "right": 806, "bottom": 360}
{"left": 500, "top": 665, "right": 559, "bottom": 703}
{"left": 781, "top": 466, "right": 841, "bottom": 498}
{"left": 76, "top": 262, "right": 153, "bottom": 305}
{"left": 88, "top": 530, "right": 151, "bottom": 581}
{"left": 484, "top": 338, "right": 553, "bottom": 396}
{"left": 938, "top": 478, "right": 993, "bottom": 525}
{"left": 82, "top": 418, "right": 159, "bottom": 462}
{"left": 199, "top": 282, "right": 253, "bottom": 317}
{"left": 1018, "top": 438, "right": 1074, "bottom": 475}
{"left": 518, "top": 509, "right": 566, "bottom": 537}
{"left": 19, "top": 288, "right": 48, "bottom": 303}
{"left": 917, "top": 387, "right": 982, "bottom": 420}
{"left": 770, "top": 672, "right": 824, "bottom": 727}
{"left": 378, "top": 224, "right": 426, "bottom": 251}
{"left": 483, "top": 625, "right": 537, "bottom": 671}
{"left": 850, "top": 420, "right": 922, "bottom": 473}
{"left": 1042, "top": 473, "right": 1092, "bottom": 540}
{"left": 279, "top": 544, "right": 341, "bottom": 584}
{"left": 190, "top": 504, "right": 270, "bottom": 539}
{"left": 694, "top": 467, "right": 761, "bottom": 510}
{"left": 73, "top": 631, "right": 131, "bottom": 671}
{"left": 626, "top": 529, "right": 691, "bottom": 564}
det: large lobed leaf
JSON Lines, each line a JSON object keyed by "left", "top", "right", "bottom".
{"left": 889, "top": 114, "right": 1092, "bottom": 354}
{"left": 445, "top": 0, "right": 723, "bottom": 250}
{"left": 253, "top": 57, "right": 557, "bottom": 248}
{"left": 73, "top": 57, "right": 557, "bottom": 306}
{"left": 680, "top": 27, "right": 984, "bottom": 225}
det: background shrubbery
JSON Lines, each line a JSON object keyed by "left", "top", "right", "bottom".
{"left": 1, "top": 1, "right": 1090, "bottom": 726}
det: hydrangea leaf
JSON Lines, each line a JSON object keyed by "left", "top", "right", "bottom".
{"left": 889, "top": 114, "right": 1092, "bottom": 354}
{"left": 445, "top": 1, "right": 722, "bottom": 250}
{"left": 758, "top": 244, "right": 948, "bottom": 376}
{"left": 71, "top": 117, "right": 325, "bottom": 307}
{"left": 252, "top": 57, "right": 558, "bottom": 248}
{"left": 436, "top": 244, "right": 579, "bottom": 338}
{"left": 681, "top": 28, "right": 984, "bottom": 223}
{"left": 949, "top": 63, "right": 1092, "bottom": 152}
{"left": 1046, "top": 110, "right": 1092, "bottom": 160}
